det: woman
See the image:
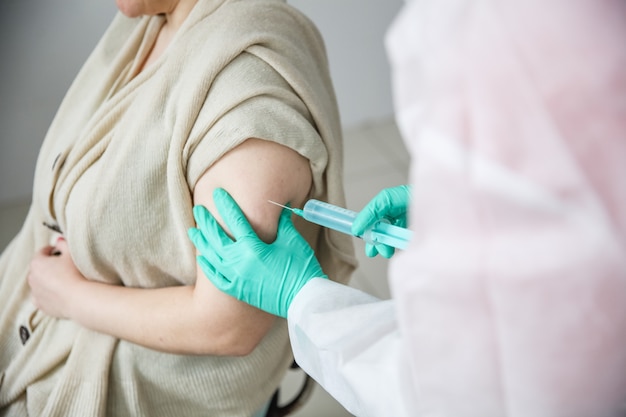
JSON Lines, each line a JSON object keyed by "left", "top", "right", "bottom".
{"left": 0, "top": 0, "right": 355, "bottom": 416}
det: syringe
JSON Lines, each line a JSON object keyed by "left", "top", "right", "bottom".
{"left": 269, "top": 199, "right": 412, "bottom": 250}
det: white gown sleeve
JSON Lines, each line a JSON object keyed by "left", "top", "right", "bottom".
{"left": 287, "top": 278, "right": 419, "bottom": 417}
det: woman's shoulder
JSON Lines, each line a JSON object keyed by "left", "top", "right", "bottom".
{"left": 188, "top": 0, "right": 323, "bottom": 49}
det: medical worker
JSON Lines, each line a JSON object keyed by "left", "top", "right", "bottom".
{"left": 189, "top": 0, "right": 626, "bottom": 416}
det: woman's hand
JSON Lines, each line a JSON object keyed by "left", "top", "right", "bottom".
{"left": 28, "top": 238, "right": 86, "bottom": 319}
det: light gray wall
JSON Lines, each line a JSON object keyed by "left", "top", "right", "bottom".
{"left": 0, "top": 0, "right": 403, "bottom": 206}
{"left": 290, "top": 0, "right": 403, "bottom": 127}
{"left": 0, "top": 1, "right": 118, "bottom": 206}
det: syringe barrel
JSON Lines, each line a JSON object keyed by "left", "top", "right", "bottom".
{"left": 302, "top": 200, "right": 357, "bottom": 235}
{"left": 301, "top": 199, "right": 413, "bottom": 250}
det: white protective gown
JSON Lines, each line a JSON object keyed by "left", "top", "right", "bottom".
{"left": 287, "top": 0, "right": 626, "bottom": 416}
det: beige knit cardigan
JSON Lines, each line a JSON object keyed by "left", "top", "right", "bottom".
{"left": 0, "top": 0, "right": 355, "bottom": 415}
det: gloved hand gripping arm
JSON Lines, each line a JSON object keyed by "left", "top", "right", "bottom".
{"left": 188, "top": 188, "right": 327, "bottom": 318}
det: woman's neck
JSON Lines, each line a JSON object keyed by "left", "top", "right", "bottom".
{"left": 162, "top": 0, "right": 198, "bottom": 34}
{"left": 137, "top": 0, "right": 198, "bottom": 73}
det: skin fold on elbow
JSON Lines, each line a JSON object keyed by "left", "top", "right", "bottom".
{"left": 195, "top": 320, "right": 273, "bottom": 357}
{"left": 165, "top": 317, "right": 271, "bottom": 357}
{"left": 188, "top": 287, "right": 276, "bottom": 357}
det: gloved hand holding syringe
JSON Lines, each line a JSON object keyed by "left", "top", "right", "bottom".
{"left": 268, "top": 198, "right": 412, "bottom": 251}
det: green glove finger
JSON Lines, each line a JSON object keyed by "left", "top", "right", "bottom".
{"left": 196, "top": 235, "right": 230, "bottom": 271}
{"left": 376, "top": 244, "right": 395, "bottom": 259}
{"left": 187, "top": 227, "right": 212, "bottom": 255}
{"left": 365, "top": 232, "right": 397, "bottom": 259}
{"left": 394, "top": 217, "right": 408, "bottom": 228}
{"left": 352, "top": 190, "right": 396, "bottom": 235}
{"left": 276, "top": 208, "right": 323, "bottom": 264}
{"left": 276, "top": 207, "right": 300, "bottom": 240}
{"left": 192, "top": 205, "right": 232, "bottom": 248}
{"left": 197, "top": 255, "right": 234, "bottom": 294}
{"left": 352, "top": 185, "right": 411, "bottom": 236}
{"left": 382, "top": 185, "right": 411, "bottom": 218}
{"left": 364, "top": 241, "right": 395, "bottom": 258}
{"left": 364, "top": 242, "right": 379, "bottom": 258}
{"left": 213, "top": 188, "right": 260, "bottom": 240}
{"left": 196, "top": 254, "right": 218, "bottom": 278}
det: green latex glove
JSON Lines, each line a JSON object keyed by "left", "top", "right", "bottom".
{"left": 187, "top": 188, "right": 327, "bottom": 318}
{"left": 351, "top": 185, "right": 411, "bottom": 259}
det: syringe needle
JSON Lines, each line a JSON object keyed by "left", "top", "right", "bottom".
{"left": 268, "top": 200, "right": 291, "bottom": 210}
{"left": 268, "top": 200, "right": 304, "bottom": 217}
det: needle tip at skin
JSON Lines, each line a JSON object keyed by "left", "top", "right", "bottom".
{"left": 267, "top": 200, "right": 291, "bottom": 211}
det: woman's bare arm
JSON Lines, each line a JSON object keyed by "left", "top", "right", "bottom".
{"left": 28, "top": 138, "right": 312, "bottom": 355}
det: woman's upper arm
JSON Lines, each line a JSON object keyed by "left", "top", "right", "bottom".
{"left": 191, "top": 138, "right": 312, "bottom": 355}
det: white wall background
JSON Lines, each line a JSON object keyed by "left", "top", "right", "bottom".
{"left": 0, "top": 0, "right": 403, "bottom": 206}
